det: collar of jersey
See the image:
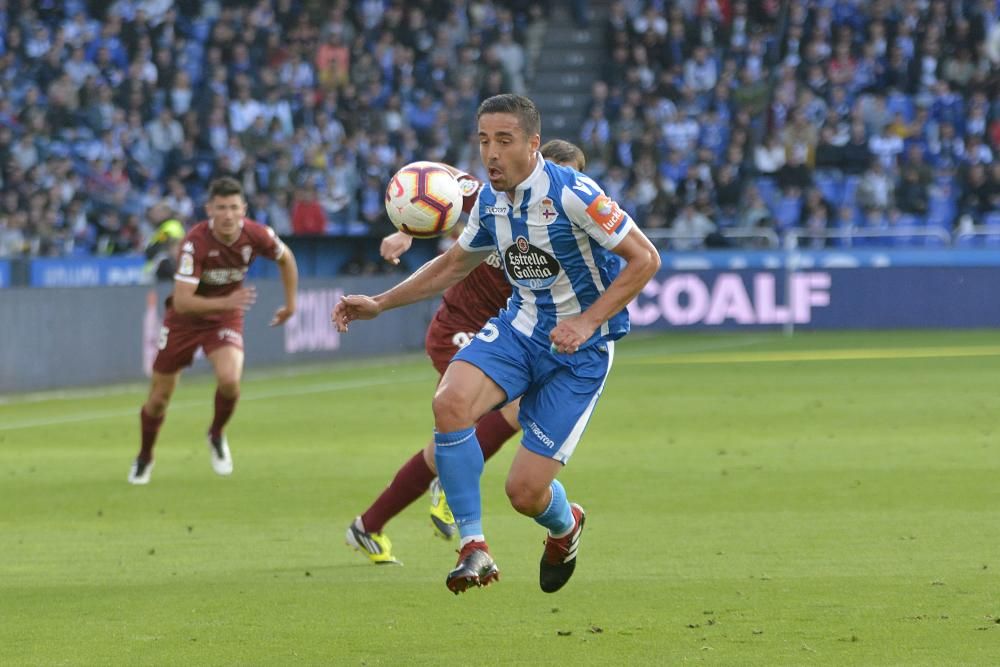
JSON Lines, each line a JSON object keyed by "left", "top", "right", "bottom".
{"left": 208, "top": 217, "right": 246, "bottom": 245}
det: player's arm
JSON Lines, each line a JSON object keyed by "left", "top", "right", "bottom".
{"left": 270, "top": 244, "right": 298, "bottom": 326}
{"left": 332, "top": 242, "right": 488, "bottom": 332}
{"left": 551, "top": 181, "right": 661, "bottom": 352}
{"left": 550, "top": 228, "right": 660, "bottom": 351}
{"left": 171, "top": 279, "right": 257, "bottom": 315}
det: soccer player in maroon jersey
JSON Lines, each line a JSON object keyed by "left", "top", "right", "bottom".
{"left": 128, "top": 177, "right": 299, "bottom": 484}
{"left": 346, "top": 140, "right": 587, "bottom": 563}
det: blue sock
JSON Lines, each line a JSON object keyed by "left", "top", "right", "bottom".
{"left": 533, "top": 480, "right": 574, "bottom": 536}
{"left": 434, "top": 427, "right": 485, "bottom": 540}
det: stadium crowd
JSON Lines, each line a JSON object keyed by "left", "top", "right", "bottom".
{"left": 0, "top": 0, "right": 542, "bottom": 261}
{"left": 589, "top": 0, "right": 1000, "bottom": 248}
{"left": 0, "top": 0, "right": 998, "bottom": 259}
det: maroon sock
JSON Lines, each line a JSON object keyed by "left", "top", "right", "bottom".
{"left": 361, "top": 449, "right": 435, "bottom": 534}
{"left": 209, "top": 389, "right": 239, "bottom": 441}
{"left": 476, "top": 409, "right": 518, "bottom": 461}
{"left": 139, "top": 407, "right": 165, "bottom": 463}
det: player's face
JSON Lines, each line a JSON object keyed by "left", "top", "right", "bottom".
{"left": 206, "top": 194, "right": 246, "bottom": 241}
{"left": 478, "top": 112, "right": 540, "bottom": 194}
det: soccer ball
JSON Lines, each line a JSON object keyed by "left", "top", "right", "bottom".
{"left": 384, "top": 161, "right": 463, "bottom": 238}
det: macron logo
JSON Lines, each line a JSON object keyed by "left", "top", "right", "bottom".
{"left": 529, "top": 422, "right": 556, "bottom": 449}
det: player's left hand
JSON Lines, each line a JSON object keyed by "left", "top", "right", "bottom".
{"left": 380, "top": 232, "right": 413, "bottom": 265}
{"left": 549, "top": 316, "right": 597, "bottom": 355}
{"left": 332, "top": 294, "right": 381, "bottom": 332}
{"left": 270, "top": 305, "right": 294, "bottom": 327}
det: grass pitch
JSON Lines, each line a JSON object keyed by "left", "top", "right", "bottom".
{"left": 2, "top": 330, "right": 999, "bottom": 665}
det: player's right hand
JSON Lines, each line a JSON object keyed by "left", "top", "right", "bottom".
{"left": 380, "top": 232, "right": 413, "bottom": 265}
{"left": 226, "top": 286, "right": 257, "bottom": 312}
{"left": 332, "top": 294, "right": 381, "bottom": 332}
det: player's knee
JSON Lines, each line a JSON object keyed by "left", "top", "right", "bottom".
{"left": 216, "top": 378, "right": 240, "bottom": 398}
{"left": 145, "top": 394, "right": 171, "bottom": 416}
{"left": 505, "top": 478, "right": 546, "bottom": 516}
{"left": 432, "top": 386, "right": 474, "bottom": 431}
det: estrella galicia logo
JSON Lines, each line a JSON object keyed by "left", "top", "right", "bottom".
{"left": 503, "top": 236, "right": 560, "bottom": 290}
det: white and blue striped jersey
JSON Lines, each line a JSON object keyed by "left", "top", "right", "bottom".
{"left": 457, "top": 155, "right": 636, "bottom": 348}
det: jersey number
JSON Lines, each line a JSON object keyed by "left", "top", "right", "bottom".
{"left": 475, "top": 323, "right": 499, "bottom": 343}
{"left": 157, "top": 326, "right": 169, "bottom": 350}
{"left": 451, "top": 332, "right": 478, "bottom": 350}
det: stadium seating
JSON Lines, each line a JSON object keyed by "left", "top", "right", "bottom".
{"left": 0, "top": 0, "right": 998, "bottom": 262}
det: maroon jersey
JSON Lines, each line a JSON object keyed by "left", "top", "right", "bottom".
{"left": 165, "top": 218, "right": 284, "bottom": 326}
{"left": 437, "top": 253, "right": 511, "bottom": 332}
{"left": 435, "top": 173, "right": 512, "bottom": 332}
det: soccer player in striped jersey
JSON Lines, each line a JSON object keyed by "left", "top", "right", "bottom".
{"left": 345, "top": 141, "right": 588, "bottom": 565}
{"left": 333, "top": 94, "right": 659, "bottom": 594}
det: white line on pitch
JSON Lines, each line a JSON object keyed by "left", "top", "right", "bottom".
{"left": 0, "top": 355, "right": 428, "bottom": 406}
{"left": 0, "top": 374, "right": 429, "bottom": 432}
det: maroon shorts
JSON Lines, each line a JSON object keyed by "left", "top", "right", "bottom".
{"left": 152, "top": 316, "right": 245, "bottom": 374}
{"left": 425, "top": 312, "right": 481, "bottom": 376}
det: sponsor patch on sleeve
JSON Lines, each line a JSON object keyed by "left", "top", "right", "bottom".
{"left": 178, "top": 252, "right": 194, "bottom": 276}
{"left": 585, "top": 195, "right": 625, "bottom": 233}
{"left": 458, "top": 176, "right": 481, "bottom": 197}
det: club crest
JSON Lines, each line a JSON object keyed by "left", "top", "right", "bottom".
{"left": 540, "top": 197, "right": 557, "bottom": 223}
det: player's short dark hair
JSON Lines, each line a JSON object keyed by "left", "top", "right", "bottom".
{"left": 540, "top": 139, "right": 586, "bottom": 171}
{"left": 477, "top": 94, "right": 541, "bottom": 138}
{"left": 208, "top": 177, "right": 244, "bottom": 199}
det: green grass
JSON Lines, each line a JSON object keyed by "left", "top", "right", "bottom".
{"left": 2, "top": 330, "right": 1000, "bottom": 665}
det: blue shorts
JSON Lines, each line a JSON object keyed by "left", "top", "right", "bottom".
{"left": 452, "top": 317, "right": 615, "bottom": 464}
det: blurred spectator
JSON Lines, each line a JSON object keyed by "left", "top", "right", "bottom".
{"left": 672, "top": 203, "right": 716, "bottom": 250}
{"left": 958, "top": 164, "right": 993, "bottom": 224}
{"left": 814, "top": 126, "right": 844, "bottom": 171}
{"left": 739, "top": 186, "right": 772, "bottom": 231}
{"left": 840, "top": 122, "right": 873, "bottom": 175}
{"left": 267, "top": 190, "right": 293, "bottom": 236}
{"left": 857, "top": 161, "right": 895, "bottom": 212}
{"left": 163, "top": 177, "right": 195, "bottom": 220}
{"left": 713, "top": 164, "right": 743, "bottom": 220}
{"left": 754, "top": 133, "right": 786, "bottom": 177}
{"left": 684, "top": 46, "right": 718, "bottom": 93}
{"left": 493, "top": 27, "right": 526, "bottom": 95}
{"left": 896, "top": 166, "right": 930, "bottom": 217}
{"left": 868, "top": 125, "right": 904, "bottom": 169}
{"left": 290, "top": 184, "right": 326, "bottom": 235}
{"left": 320, "top": 171, "right": 352, "bottom": 228}
{"left": 799, "top": 188, "right": 834, "bottom": 248}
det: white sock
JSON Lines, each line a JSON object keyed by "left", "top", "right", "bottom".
{"left": 550, "top": 523, "right": 574, "bottom": 539}
{"left": 460, "top": 534, "right": 486, "bottom": 548}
